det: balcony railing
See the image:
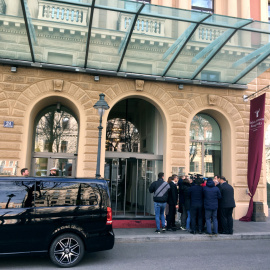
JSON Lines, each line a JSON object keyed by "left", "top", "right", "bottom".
{"left": 119, "top": 13, "right": 165, "bottom": 36}
{"left": 194, "top": 26, "right": 234, "bottom": 44}
{"left": 38, "top": 0, "right": 88, "bottom": 26}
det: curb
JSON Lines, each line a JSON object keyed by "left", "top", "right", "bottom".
{"left": 115, "top": 232, "right": 270, "bottom": 243}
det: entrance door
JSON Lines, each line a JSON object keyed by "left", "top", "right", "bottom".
{"left": 104, "top": 155, "right": 163, "bottom": 218}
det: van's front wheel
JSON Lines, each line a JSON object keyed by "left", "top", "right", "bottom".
{"left": 49, "top": 233, "right": 85, "bottom": 268}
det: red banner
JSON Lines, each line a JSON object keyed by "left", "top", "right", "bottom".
{"left": 240, "top": 93, "right": 266, "bottom": 221}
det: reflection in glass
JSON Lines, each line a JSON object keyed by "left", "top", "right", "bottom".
{"left": 34, "top": 158, "right": 74, "bottom": 177}
{"left": 189, "top": 142, "right": 202, "bottom": 175}
{"left": 204, "top": 143, "right": 221, "bottom": 177}
{"left": 190, "top": 114, "right": 221, "bottom": 176}
{"left": 34, "top": 105, "right": 78, "bottom": 154}
{"left": 106, "top": 118, "right": 140, "bottom": 152}
{"left": 0, "top": 160, "right": 18, "bottom": 176}
{"left": 107, "top": 98, "right": 163, "bottom": 155}
{"left": 190, "top": 113, "right": 220, "bottom": 141}
{"left": 0, "top": 181, "right": 35, "bottom": 209}
{"left": 34, "top": 182, "right": 101, "bottom": 207}
{"left": 192, "top": 0, "right": 213, "bottom": 13}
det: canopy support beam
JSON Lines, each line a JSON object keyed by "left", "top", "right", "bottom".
{"left": 84, "top": 0, "right": 96, "bottom": 68}
{"left": 162, "top": 14, "right": 211, "bottom": 77}
{"left": 20, "top": 0, "right": 35, "bottom": 62}
{"left": 117, "top": 4, "right": 145, "bottom": 72}
{"left": 191, "top": 20, "right": 253, "bottom": 80}
{"left": 233, "top": 50, "right": 270, "bottom": 83}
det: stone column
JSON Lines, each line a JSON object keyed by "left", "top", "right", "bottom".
{"left": 240, "top": 0, "right": 251, "bottom": 19}
{"left": 260, "top": 0, "right": 268, "bottom": 22}
{"left": 178, "top": 0, "right": 192, "bottom": 10}
{"left": 5, "top": 0, "right": 21, "bottom": 16}
{"left": 227, "top": 0, "right": 238, "bottom": 17}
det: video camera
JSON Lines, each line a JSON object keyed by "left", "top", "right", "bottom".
{"left": 188, "top": 173, "right": 204, "bottom": 184}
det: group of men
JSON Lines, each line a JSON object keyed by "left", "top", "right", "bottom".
{"left": 149, "top": 172, "right": 235, "bottom": 236}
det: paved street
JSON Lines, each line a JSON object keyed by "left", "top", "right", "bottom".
{"left": 0, "top": 239, "right": 269, "bottom": 269}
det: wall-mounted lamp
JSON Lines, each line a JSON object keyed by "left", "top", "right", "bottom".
{"left": 178, "top": 84, "right": 184, "bottom": 90}
{"left": 94, "top": 76, "right": 100, "bottom": 82}
{"left": 243, "top": 95, "right": 248, "bottom": 102}
{"left": 11, "top": 67, "right": 17, "bottom": 73}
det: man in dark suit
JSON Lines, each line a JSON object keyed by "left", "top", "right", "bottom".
{"left": 188, "top": 177, "right": 204, "bottom": 234}
{"left": 218, "top": 176, "right": 236, "bottom": 235}
{"left": 166, "top": 175, "right": 178, "bottom": 231}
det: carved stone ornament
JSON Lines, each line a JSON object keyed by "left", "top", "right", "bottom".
{"left": 53, "top": 80, "right": 64, "bottom": 92}
{"left": 135, "top": 80, "right": 144, "bottom": 91}
{"left": 208, "top": 94, "right": 217, "bottom": 105}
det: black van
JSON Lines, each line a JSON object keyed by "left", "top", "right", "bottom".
{"left": 0, "top": 177, "right": 114, "bottom": 267}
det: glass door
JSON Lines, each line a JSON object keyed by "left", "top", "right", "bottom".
{"left": 189, "top": 141, "right": 221, "bottom": 177}
{"left": 204, "top": 143, "right": 221, "bottom": 177}
{"left": 105, "top": 157, "right": 163, "bottom": 218}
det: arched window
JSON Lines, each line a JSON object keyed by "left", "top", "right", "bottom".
{"left": 32, "top": 104, "right": 79, "bottom": 177}
{"left": 190, "top": 113, "right": 221, "bottom": 177}
{"left": 192, "top": 0, "right": 214, "bottom": 13}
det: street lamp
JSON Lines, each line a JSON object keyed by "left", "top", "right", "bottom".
{"left": 93, "top": 93, "right": 110, "bottom": 178}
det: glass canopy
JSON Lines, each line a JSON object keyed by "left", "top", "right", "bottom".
{"left": 1, "top": 0, "right": 270, "bottom": 87}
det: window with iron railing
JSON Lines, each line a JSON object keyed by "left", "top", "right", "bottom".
{"left": 192, "top": 0, "right": 214, "bottom": 13}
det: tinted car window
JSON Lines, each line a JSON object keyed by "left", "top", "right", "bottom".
{"left": 35, "top": 181, "right": 80, "bottom": 207}
{"left": 80, "top": 183, "right": 100, "bottom": 206}
{"left": 0, "top": 181, "right": 35, "bottom": 209}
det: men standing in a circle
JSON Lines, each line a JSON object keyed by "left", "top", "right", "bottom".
{"left": 49, "top": 167, "right": 58, "bottom": 176}
{"left": 149, "top": 172, "right": 170, "bottom": 234}
{"left": 218, "top": 176, "right": 235, "bottom": 235}
{"left": 21, "top": 168, "right": 29, "bottom": 176}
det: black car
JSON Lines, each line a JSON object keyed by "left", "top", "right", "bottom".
{"left": 0, "top": 177, "right": 114, "bottom": 267}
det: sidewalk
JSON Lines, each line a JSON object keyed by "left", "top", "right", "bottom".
{"left": 114, "top": 212, "right": 270, "bottom": 243}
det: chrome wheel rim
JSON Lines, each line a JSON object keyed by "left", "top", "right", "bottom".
{"left": 54, "top": 237, "right": 80, "bottom": 265}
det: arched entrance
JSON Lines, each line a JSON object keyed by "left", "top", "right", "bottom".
{"left": 104, "top": 98, "right": 164, "bottom": 217}
{"left": 31, "top": 103, "right": 79, "bottom": 177}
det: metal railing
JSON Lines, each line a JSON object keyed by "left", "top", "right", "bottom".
{"left": 38, "top": 0, "right": 88, "bottom": 26}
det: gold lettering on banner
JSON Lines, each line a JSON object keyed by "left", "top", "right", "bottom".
{"left": 208, "top": 94, "right": 217, "bottom": 105}
{"left": 135, "top": 80, "right": 144, "bottom": 91}
{"left": 53, "top": 80, "right": 64, "bottom": 92}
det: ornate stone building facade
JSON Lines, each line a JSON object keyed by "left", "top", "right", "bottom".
{"left": 0, "top": 0, "right": 270, "bottom": 219}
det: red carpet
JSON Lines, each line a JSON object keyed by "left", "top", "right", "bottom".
{"left": 113, "top": 219, "right": 156, "bottom": 228}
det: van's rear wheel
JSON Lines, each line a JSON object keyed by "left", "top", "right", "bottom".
{"left": 49, "top": 233, "right": 85, "bottom": 268}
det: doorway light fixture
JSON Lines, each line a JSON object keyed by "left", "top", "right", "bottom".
{"left": 11, "top": 67, "right": 17, "bottom": 73}
{"left": 178, "top": 84, "right": 184, "bottom": 90}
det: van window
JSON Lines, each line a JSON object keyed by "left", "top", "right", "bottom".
{"left": 0, "top": 181, "right": 35, "bottom": 209}
{"left": 79, "top": 183, "right": 99, "bottom": 206}
{"left": 35, "top": 181, "right": 80, "bottom": 207}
